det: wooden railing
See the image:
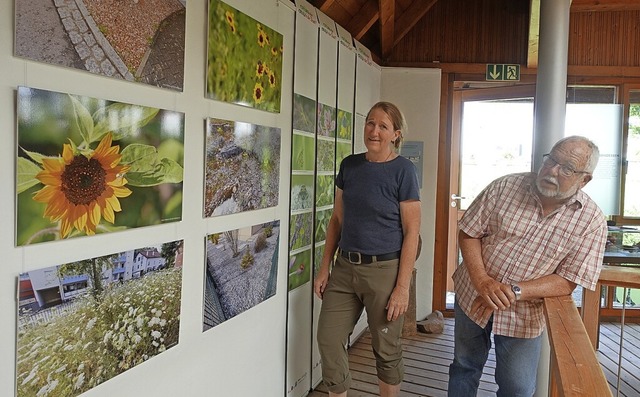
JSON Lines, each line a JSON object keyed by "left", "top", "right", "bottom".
{"left": 543, "top": 295, "right": 612, "bottom": 397}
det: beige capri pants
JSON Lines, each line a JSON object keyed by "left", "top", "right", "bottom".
{"left": 317, "top": 254, "right": 404, "bottom": 394}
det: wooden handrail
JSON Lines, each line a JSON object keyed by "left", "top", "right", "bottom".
{"left": 543, "top": 295, "right": 612, "bottom": 397}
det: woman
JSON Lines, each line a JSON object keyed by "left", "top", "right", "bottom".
{"left": 314, "top": 101, "right": 422, "bottom": 397}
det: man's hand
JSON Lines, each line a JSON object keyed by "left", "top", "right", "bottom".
{"left": 470, "top": 295, "right": 495, "bottom": 318}
{"left": 473, "top": 276, "right": 515, "bottom": 310}
{"left": 386, "top": 286, "right": 409, "bottom": 321}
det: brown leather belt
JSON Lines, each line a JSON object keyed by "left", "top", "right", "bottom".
{"left": 339, "top": 249, "right": 401, "bottom": 265}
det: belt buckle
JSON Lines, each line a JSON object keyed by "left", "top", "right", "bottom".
{"left": 348, "top": 251, "right": 361, "bottom": 264}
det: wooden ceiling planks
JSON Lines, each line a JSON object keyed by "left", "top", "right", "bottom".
{"left": 306, "top": 0, "right": 640, "bottom": 68}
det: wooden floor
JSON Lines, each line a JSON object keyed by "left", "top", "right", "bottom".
{"left": 309, "top": 318, "right": 640, "bottom": 397}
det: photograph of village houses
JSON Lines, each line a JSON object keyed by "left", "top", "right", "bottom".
{"left": 16, "top": 240, "right": 183, "bottom": 397}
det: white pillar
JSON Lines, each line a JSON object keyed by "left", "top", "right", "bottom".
{"left": 532, "top": 0, "right": 571, "bottom": 171}
{"left": 533, "top": 1, "right": 571, "bottom": 396}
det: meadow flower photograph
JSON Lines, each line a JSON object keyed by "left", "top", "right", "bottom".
{"left": 16, "top": 240, "right": 183, "bottom": 397}
{"left": 293, "top": 93, "right": 316, "bottom": 133}
{"left": 203, "top": 222, "right": 279, "bottom": 330}
{"left": 16, "top": 86, "right": 184, "bottom": 246}
{"left": 207, "top": 0, "right": 283, "bottom": 112}
{"left": 204, "top": 118, "right": 281, "bottom": 217}
{"left": 289, "top": 212, "right": 312, "bottom": 252}
{"left": 317, "top": 102, "right": 336, "bottom": 137}
{"left": 337, "top": 108, "right": 353, "bottom": 140}
{"left": 290, "top": 174, "right": 314, "bottom": 211}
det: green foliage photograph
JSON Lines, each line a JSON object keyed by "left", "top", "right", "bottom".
{"left": 288, "top": 248, "right": 311, "bottom": 291}
{"left": 315, "top": 175, "right": 334, "bottom": 207}
{"left": 292, "top": 133, "right": 316, "bottom": 172}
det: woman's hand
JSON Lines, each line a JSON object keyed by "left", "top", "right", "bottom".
{"left": 314, "top": 266, "right": 330, "bottom": 299}
{"left": 386, "top": 286, "right": 410, "bottom": 321}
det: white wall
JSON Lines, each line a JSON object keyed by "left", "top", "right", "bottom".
{"left": 1, "top": 1, "right": 294, "bottom": 396}
{"left": 381, "top": 67, "right": 442, "bottom": 320}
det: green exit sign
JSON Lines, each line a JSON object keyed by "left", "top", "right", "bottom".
{"left": 486, "top": 64, "right": 520, "bottom": 81}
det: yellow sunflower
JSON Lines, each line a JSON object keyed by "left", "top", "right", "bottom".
{"left": 225, "top": 11, "right": 236, "bottom": 33}
{"left": 255, "top": 61, "right": 265, "bottom": 77}
{"left": 253, "top": 82, "right": 264, "bottom": 103}
{"left": 257, "top": 30, "right": 268, "bottom": 47}
{"left": 268, "top": 71, "right": 276, "bottom": 87}
{"left": 33, "top": 133, "right": 132, "bottom": 238}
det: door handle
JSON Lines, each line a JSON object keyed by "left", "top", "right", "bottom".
{"left": 451, "top": 194, "right": 466, "bottom": 207}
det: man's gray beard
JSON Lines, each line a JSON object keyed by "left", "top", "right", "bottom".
{"left": 536, "top": 176, "right": 578, "bottom": 200}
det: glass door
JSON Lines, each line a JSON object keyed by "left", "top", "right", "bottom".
{"left": 444, "top": 84, "right": 535, "bottom": 309}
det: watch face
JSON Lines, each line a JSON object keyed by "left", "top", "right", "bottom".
{"left": 512, "top": 285, "right": 521, "bottom": 299}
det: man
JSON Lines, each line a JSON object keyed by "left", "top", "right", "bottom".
{"left": 447, "top": 136, "right": 608, "bottom": 397}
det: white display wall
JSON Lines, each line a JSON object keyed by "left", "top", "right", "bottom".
{"left": 1, "top": 1, "right": 439, "bottom": 396}
{"left": 285, "top": 1, "right": 382, "bottom": 395}
{"left": 1, "top": 1, "right": 295, "bottom": 396}
{"left": 381, "top": 67, "right": 442, "bottom": 320}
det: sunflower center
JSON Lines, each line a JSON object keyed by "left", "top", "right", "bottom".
{"left": 61, "top": 156, "right": 107, "bottom": 205}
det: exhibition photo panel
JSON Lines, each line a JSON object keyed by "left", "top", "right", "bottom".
{"left": 203, "top": 118, "right": 281, "bottom": 217}
{"left": 203, "top": 221, "right": 280, "bottom": 331}
{"left": 16, "top": 240, "right": 184, "bottom": 397}
{"left": 16, "top": 86, "right": 185, "bottom": 246}
{"left": 206, "top": 0, "right": 283, "bottom": 113}
{"left": 14, "top": 0, "right": 186, "bottom": 90}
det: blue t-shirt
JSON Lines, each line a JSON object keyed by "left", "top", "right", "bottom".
{"left": 336, "top": 153, "right": 420, "bottom": 255}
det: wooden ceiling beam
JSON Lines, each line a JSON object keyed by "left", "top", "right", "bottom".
{"left": 571, "top": 0, "right": 640, "bottom": 12}
{"left": 379, "top": 0, "right": 395, "bottom": 58}
{"left": 394, "top": 0, "right": 438, "bottom": 46}
{"left": 348, "top": 1, "right": 380, "bottom": 40}
{"left": 314, "top": 0, "right": 336, "bottom": 12}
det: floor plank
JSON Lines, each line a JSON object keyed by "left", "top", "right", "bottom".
{"left": 309, "top": 318, "right": 640, "bottom": 396}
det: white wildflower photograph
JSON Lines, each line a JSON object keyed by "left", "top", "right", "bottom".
{"left": 16, "top": 240, "right": 183, "bottom": 397}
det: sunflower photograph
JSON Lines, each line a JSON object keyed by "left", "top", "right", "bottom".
{"left": 16, "top": 86, "right": 185, "bottom": 246}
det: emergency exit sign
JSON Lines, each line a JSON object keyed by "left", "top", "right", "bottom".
{"left": 486, "top": 64, "right": 520, "bottom": 81}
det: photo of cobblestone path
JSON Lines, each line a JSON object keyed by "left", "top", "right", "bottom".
{"left": 14, "top": 0, "right": 186, "bottom": 90}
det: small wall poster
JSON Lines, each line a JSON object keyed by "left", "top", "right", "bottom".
{"left": 400, "top": 141, "right": 424, "bottom": 188}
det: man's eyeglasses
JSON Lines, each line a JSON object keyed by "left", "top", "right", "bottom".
{"left": 542, "top": 154, "right": 589, "bottom": 178}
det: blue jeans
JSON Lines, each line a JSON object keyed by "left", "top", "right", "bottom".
{"left": 448, "top": 301, "right": 542, "bottom": 397}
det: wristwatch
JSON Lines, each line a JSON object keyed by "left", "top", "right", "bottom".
{"left": 511, "top": 284, "right": 522, "bottom": 301}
